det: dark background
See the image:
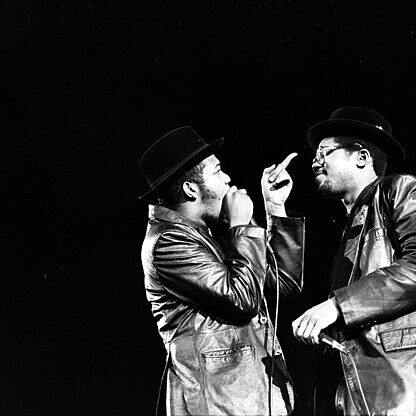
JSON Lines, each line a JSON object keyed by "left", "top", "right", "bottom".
{"left": 3, "top": 1, "right": 416, "bottom": 415}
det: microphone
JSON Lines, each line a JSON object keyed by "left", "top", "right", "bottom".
{"left": 319, "top": 333, "right": 349, "bottom": 354}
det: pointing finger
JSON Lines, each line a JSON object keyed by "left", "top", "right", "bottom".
{"left": 267, "top": 153, "right": 297, "bottom": 182}
{"left": 280, "top": 152, "right": 298, "bottom": 169}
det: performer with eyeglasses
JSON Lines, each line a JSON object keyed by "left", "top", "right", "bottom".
{"left": 292, "top": 107, "right": 416, "bottom": 415}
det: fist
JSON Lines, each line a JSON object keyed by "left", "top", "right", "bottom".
{"left": 223, "top": 186, "right": 253, "bottom": 228}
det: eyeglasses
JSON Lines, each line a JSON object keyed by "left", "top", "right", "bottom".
{"left": 313, "top": 143, "right": 363, "bottom": 164}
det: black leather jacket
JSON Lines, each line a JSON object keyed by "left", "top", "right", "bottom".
{"left": 331, "top": 174, "right": 416, "bottom": 415}
{"left": 142, "top": 204, "right": 304, "bottom": 415}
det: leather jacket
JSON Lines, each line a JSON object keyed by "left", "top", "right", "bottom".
{"left": 331, "top": 174, "right": 416, "bottom": 415}
{"left": 142, "top": 204, "right": 304, "bottom": 415}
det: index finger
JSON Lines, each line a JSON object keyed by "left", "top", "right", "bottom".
{"left": 279, "top": 152, "right": 298, "bottom": 170}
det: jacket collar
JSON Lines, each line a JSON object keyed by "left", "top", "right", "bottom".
{"left": 148, "top": 204, "right": 209, "bottom": 232}
{"left": 349, "top": 176, "right": 384, "bottom": 217}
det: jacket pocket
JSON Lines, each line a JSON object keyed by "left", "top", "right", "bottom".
{"left": 380, "top": 327, "right": 416, "bottom": 352}
{"left": 201, "top": 344, "right": 270, "bottom": 415}
{"left": 201, "top": 344, "right": 254, "bottom": 373}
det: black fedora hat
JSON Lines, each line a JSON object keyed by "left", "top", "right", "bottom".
{"left": 138, "top": 126, "right": 224, "bottom": 199}
{"left": 307, "top": 107, "right": 405, "bottom": 166}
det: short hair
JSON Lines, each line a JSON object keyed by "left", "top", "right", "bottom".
{"left": 156, "top": 161, "right": 205, "bottom": 207}
{"left": 334, "top": 136, "right": 387, "bottom": 177}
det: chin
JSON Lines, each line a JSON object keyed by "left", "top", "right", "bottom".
{"left": 317, "top": 180, "right": 334, "bottom": 196}
{"left": 317, "top": 183, "right": 343, "bottom": 200}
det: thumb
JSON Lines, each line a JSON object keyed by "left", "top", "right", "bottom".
{"left": 263, "top": 164, "right": 276, "bottom": 174}
{"left": 227, "top": 185, "right": 238, "bottom": 195}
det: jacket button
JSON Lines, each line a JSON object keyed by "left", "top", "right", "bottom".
{"left": 259, "top": 316, "right": 268, "bottom": 325}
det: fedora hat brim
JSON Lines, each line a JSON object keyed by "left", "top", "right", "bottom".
{"left": 139, "top": 137, "right": 224, "bottom": 200}
{"left": 307, "top": 119, "right": 405, "bottom": 166}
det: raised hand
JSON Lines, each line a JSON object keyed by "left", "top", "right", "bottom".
{"left": 261, "top": 152, "right": 297, "bottom": 215}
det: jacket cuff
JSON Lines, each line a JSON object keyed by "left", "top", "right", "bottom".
{"left": 334, "top": 286, "right": 364, "bottom": 328}
{"left": 267, "top": 214, "right": 305, "bottom": 236}
{"left": 227, "top": 224, "right": 266, "bottom": 240}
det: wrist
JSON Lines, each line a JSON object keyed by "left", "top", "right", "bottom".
{"left": 228, "top": 216, "right": 252, "bottom": 228}
{"left": 228, "top": 221, "right": 249, "bottom": 228}
{"left": 330, "top": 297, "right": 341, "bottom": 319}
{"left": 265, "top": 201, "right": 286, "bottom": 217}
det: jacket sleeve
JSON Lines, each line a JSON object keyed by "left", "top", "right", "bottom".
{"left": 335, "top": 175, "right": 416, "bottom": 329}
{"left": 265, "top": 215, "right": 305, "bottom": 297}
{"left": 153, "top": 224, "right": 267, "bottom": 324}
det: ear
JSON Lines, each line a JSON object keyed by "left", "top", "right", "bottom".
{"left": 356, "top": 149, "right": 372, "bottom": 168}
{"left": 182, "top": 181, "right": 199, "bottom": 201}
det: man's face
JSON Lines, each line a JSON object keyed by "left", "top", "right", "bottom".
{"left": 198, "top": 154, "right": 231, "bottom": 223}
{"left": 311, "top": 137, "right": 358, "bottom": 198}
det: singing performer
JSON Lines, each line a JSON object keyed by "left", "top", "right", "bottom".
{"left": 138, "top": 126, "right": 304, "bottom": 415}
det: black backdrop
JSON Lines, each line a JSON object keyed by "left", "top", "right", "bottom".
{"left": 4, "top": 2, "right": 416, "bottom": 415}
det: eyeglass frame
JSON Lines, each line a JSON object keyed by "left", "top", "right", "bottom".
{"left": 313, "top": 143, "right": 363, "bottom": 164}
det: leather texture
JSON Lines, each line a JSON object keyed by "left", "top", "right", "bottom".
{"left": 330, "top": 174, "right": 416, "bottom": 415}
{"left": 141, "top": 204, "right": 304, "bottom": 415}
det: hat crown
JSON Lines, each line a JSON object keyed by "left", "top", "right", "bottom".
{"left": 138, "top": 126, "right": 208, "bottom": 187}
{"left": 306, "top": 106, "right": 405, "bottom": 167}
{"left": 330, "top": 107, "right": 392, "bottom": 135}
{"left": 137, "top": 126, "right": 223, "bottom": 199}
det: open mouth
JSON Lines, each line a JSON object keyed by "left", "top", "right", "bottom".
{"left": 314, "top": 171, "right": 325, "bottom": 178}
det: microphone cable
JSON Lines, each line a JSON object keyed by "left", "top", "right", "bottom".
{"left": 262, "top": 240, "right": 282, "bottom": 416}
{"left": 320, "top": 334, "right": 370, "bottom": 416}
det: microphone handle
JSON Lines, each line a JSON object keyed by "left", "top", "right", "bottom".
{"left": 319, "top": 333, "right": 348, "bottom": 354}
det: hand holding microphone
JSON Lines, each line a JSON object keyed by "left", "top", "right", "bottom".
{"left": 223, "top": 186, "right": 253, "bottom": 228}
{"left": 292, "top": 297, "right": 341, "bottom": 346}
